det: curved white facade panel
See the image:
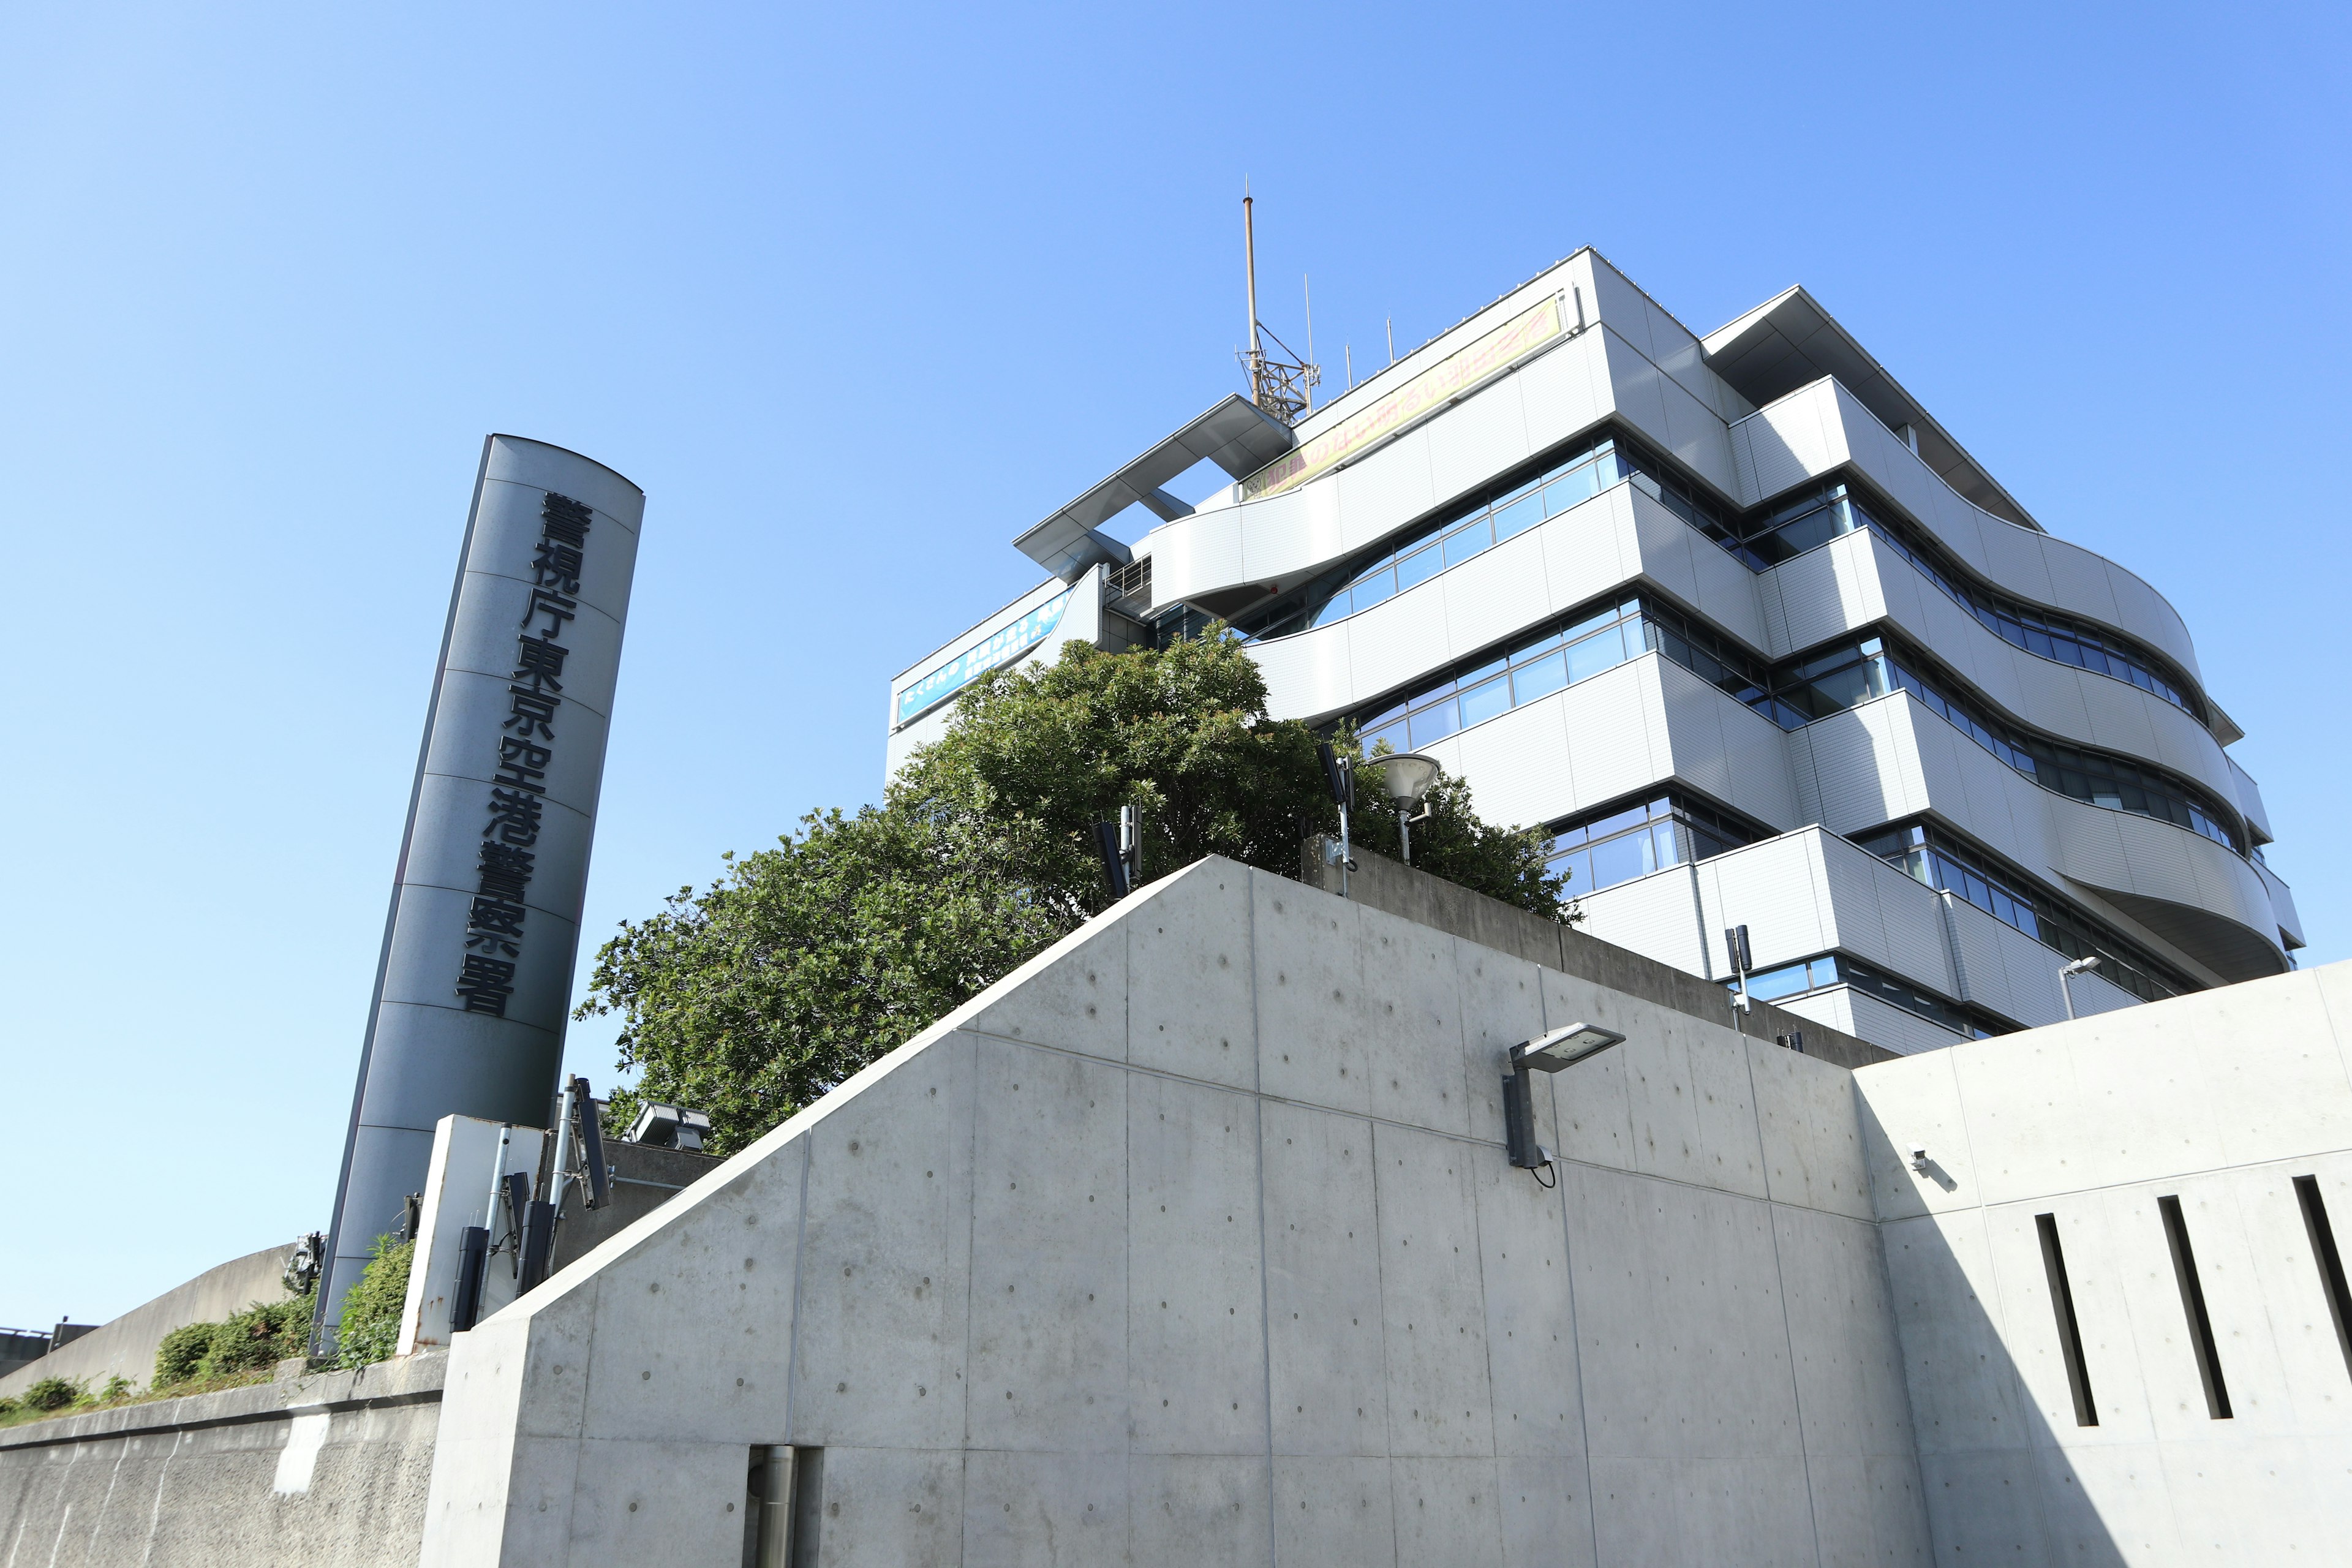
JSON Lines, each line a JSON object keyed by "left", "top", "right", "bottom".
{"left": 1790, "top": 695, "right": 2281, "bottom": 982}
{"left": 910, "top": 247, "right": 2299, "bottom": 1055}
{"left": 1734, "top": 382, "right": 2203, "bottom": 682}
{"left": 1765, "top": 530, "right": 2244, "bottom": 812}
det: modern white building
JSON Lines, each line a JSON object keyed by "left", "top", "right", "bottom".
{"left": 888, "top": 251, "right": 2302, "bottom": 1056}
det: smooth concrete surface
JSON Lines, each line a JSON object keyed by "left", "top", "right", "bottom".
{"left": 401, "top": 1120, "right": 549, "bottom": 1355}
{"left": 1302, "top": 835, "right": 1894, "bottom": 1073}
{"left": 0, "top": 1351, "right": 446, "bottom": 1568}
{"left": 419, "top": 856, "right": 1932, "bottom": 1567}
{"left": 0, "top": 1246, "right": 291, "bottom": 1402}
{"left": 1853, "top": 963, "right": 2352, "bottom": 1565}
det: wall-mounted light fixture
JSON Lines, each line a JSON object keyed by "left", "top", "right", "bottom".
{"left": 1503, "top": 1022, "right": 1626, "bottom": 1173}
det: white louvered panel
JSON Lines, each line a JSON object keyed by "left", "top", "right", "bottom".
{"left": 1780, "top": 986, "right": 1861, "bottom": 1042}
{"left": 2000, "top": 633, "right": 2094, "bottom": 745}
{"left": 1867, "top": 699, "right": 1939, "bottom": 826}
{"left": 1517, "top": 330, "right": 1613, "bottom": 456}
{"left": 1729, "top": 387, "right": 1830, "bottom": 504}
{"left": 1657, "top": 365, "right": 1738, "bottom": 498}
{"left": 2231, "top": 756, "right": 2274, "bottom": 844}
{"left": 1148, "top": 506, "right": 1245, "bottom": 603}
{"left": 1424, "top": 375, "right": 1534, "bottom": 511}
{"left": 1784, "top": 726, "right": 1826, "bottom": 829}
{"left": 1330, "top": 423, "right": 1437, "bottom": 560}
{"left": 1755, "top": 566, "right": 1795, "bottom": 659}
{"left": 2066, "top": 968, "right": 2140, "bottom": 1019}
{"left": 1450, "top": 693, "right": 1574, "bottom": 831}
{"left": 2040, "top": 537, "right": 2126, "bottom": 631}
{"left": 1796, "top": 709, "right": 1908, "bottom": 834}
{"left": 1969, "top": 521, "right": 2062, "bottom": 616}
{"left": 1238, "top": 483, "right": 1342, "bottom": 591}
{"left": 1600, "top": 328, "right": 1676, "bottom": 459}
{"left": 1584, "top": 255, "right": 1657, "bottom": 349}
{"left": 1860, "top": 532, "right": 1932, "bottom": 639}
{"left": 1821, "top": 831, "right": 1957, "bottom": 995}
{"left": 1342, "top": 584, "right": 1452, "bottom": 704}
{"left": 2070, "top": 672, "right": 2166, "bottom": 775}
{"left": 1251, "top": 624, "right": 1358, "bottom": 726}
{"left": 1542, "top": 486, "right": 1641, "bottom": 611}
{"left": 1442, "top": 529, "right": 1553, "bottom": 658}
{"left": 1811, "top": 988, "right": 1967, "bottom": 1056}
{"left": 1653, "top": 315, "right": 1751, "bottom": 425}
{"left": 1630, "top": 490, "right": 1766, "bottom": 651}
{"left": 1696, "top": 836, "right": 1832, "bottom": 971}
{"left": 1943, "top": 896, "right": 2024, "bottom": 1020}
{"left": 1576, "top": 864, "right": 1711, "bottom": 976}
{"left": 2103, "top": 809, "right": 2230, "bottom": 916}
{"left": 1988, "top": 911, "right": 2068, "bottom": 1027}
{"left": 2101, "top": 562, "right": 2201, "bottom": 682}
{"left": 1730, "top": 420, "right": 1762, "bottom": 504}
{"left": 2256, "top": 859, "right": 2302, "bottom": 947}
{"left": 1655, "top": 657, "right": 1800, "bottom": 826}
{"left": 1559, "top": 660, "right": 1670, "bottom": 808}
{"left": 1766, "top": 546, "right": 1851, "bottom": 654}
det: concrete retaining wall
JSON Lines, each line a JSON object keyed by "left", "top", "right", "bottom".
{"left": 0, "top": 1352, "right": 445, "bottom": 1567}
{"left": 0, "top": 1246, "right": 292, "bottom": 1403}
{"left": 419, "top": 856, "right": 1935, "bottom": 1566}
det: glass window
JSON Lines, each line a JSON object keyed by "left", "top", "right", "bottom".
{"left": 1394, "top": 543, "right": 1443, "bottom": 592}
{"left": 1458, "top": 675, "right": 1512, "bottom": 728}
{"left": 1491, "top": 492, "right": 1544, "bottom": 541}
{"left": 1744, "top": 963, "right": 1814, "bottom": 1002}
{"left": 1350, "top": 570, "right": 1395, "bottom": 612}
{"left": 1544, "top": 461, "right": 1600, "bottom": 516}
{"left": 1566, "top": 624, "right": 1630, "bottom": 684}
{"left": 1408, "top": 702, "right": 1459, "bottom": 748}
{"left": 1443, "top": 519, "right": 1493, "bottom": 567}
{"left": 1587, "top": 829, "right": 1657, "bottom": 889}
{"left": 1510, "top": 650, "right": 1568, "bottom": 703}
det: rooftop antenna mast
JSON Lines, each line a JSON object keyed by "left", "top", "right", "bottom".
{"left": 1240, "top": 189, "right": 1319, "bottom": 426}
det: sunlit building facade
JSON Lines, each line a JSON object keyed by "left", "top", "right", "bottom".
{"left": 888, "top": 251, "right": 2302, "bottom": 1053}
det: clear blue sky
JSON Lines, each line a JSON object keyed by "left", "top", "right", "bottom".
{"left": 4, "top": 1, "right": 2344, "bottom": 1330}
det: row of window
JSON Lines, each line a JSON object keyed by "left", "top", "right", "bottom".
{"left": 1226, "top": 434, "right": 1627, "bottom": 643}
{"left": 1732, "top": 951, "right": 2005, "bottom": 1039}
{"left": 1723, "top": 481, "right": 2204, "bottom": 722}
{"left": 1771, "top": 634, "right": 2243, "bottom": 853}
{"left": 1344, "top": 594, "right": 2244, "bottom": 858}
{"left": 1226, "top": 422, "right": 2212, "bottom": 739}
{"left": 1853, "top": 821, "right": 2196, "bottom": 1004}
{"left": 1538, "top": 793, "right": 1765, "bottom": 897}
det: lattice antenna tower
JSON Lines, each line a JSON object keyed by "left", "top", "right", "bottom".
{"left": 1240, "top": 191, "right": 1319, "bottom": 426}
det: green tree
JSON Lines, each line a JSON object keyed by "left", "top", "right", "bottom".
{"left": 579, "top": 632, "right": 1560, "bottom": 1154}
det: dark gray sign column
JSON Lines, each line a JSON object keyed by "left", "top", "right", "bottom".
{"left": 320, "top": 435, "right": 644, "bottom": 1330}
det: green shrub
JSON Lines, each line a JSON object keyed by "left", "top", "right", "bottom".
{"left": 99, "top": 1375, "right": 134, "bottom": 1401}
{"left": 0, "top": 1397, "right": 18, "bottom": 1417}
{"left": 205, "top": 1300, "right": 309, "bottom": 1377}
{"left": 23, "top": 1377, "right": 81, "bottom": 1412}
{"left": 155, "top": 1322, "right": 214, "bottom": 1388}
{"left": 334, "top": 1235, "right": 413, "bottom": 1371}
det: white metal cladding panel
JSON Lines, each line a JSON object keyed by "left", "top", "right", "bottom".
{"left": 1796, "top": 987, "right": 1967, "bottom": 1056}
{"left": 1441, "top": 527, "right": 1553, "bottom": 659}
{"left": 1229, "top": 487, "right": 1338, "bottom": 594}
{"left": 1342, "top": 582, "right": 1454, "bottom": 705}
{"left": 1148, "top": 505, "right": 1245, "bottom": 603}
{"left": 1515, "top": 326, "right": 1617, "bottom": 462}
{"left": 1652, "top": 656, "right": 1801, "bottom": 829}
{"left": 1627, "top": 488, "right": 1766, "bottom": 651}
{"left": 1787, "top": 704, "right": 1931, "bottom": 836}
{"left": 2230, "top": 754, "right": 2274, "bottom": 843}
{"left": 1448, "top": 690, "right": 1575, "bottom": 830}
{"left": 1691, "top": 835, "right": 1834, "bottom": 973}
{"left": 1816, "top": 829, "right": 1958, "bottom": 994}
{"left": 1600, "top": 326, "right": 1676, "bottom": 462}
{"left": 1328, "top": 418, "right": 1439, "bottom": 564}
{"left": 2257, "top": 859, "right": 2302, "bottom": 948}
{"left": 1752, "top": 382, "right": 2204, "bottom": 681}
{"left": 1941, "top": 895, "right": 2057, "bottom": 1027}
{"left": 1656, "top": 360, "right": 1739, "bottom": 499}
{"left": 2092, "top": 800, "right": 2280, "bottom": 946}
{"left": 1559, "top": 658, "right": 1673, "bottom": 807}
{"left": 1572, "top": 865, "right": 1713, "bottom": 974}
{"left": 1763, "top": 532, "right": 1890, "bottom": 657}
{"left": 1730, "top": 386, "right": 1842, "bottom": 505}
{"left": 1541, "top": 483, "right": 1643, "bottom": 608}
{"left": 1423, "top": 371, "right": 1535, "bottom": 510}
{"left": 1251, "top": 622, "right": 1360, "bottom": 726}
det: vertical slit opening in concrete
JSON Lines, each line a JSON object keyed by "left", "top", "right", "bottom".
{"left": 744, "top": 1446, "right": 823, "bottom": 1568}
{"left": 2157, "top": 1194, "right": 2233, "bottom": 1418}
{"left": 2036, "top": 1212, "right": 2098, "bottom": 1426}
{"left": 2294, "top": 1175, "right": 2352, "bottom": 1380}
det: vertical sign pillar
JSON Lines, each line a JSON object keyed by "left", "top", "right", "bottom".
{"left": 319, "top": 435, "right": 644, "bottom": 1334}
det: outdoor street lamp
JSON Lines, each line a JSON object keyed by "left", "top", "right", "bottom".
{"left": 2058, "top": 956, "right": 2101, "bottom": 1022}
{"left": 1365, "top": 752, "right": 1441, "bottom": 865}
{"left": 1502, "top": 1022, "right": 1626, "bottom": 1172}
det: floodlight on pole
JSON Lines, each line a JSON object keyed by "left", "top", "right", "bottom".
{"left": 2059, "top": 956, "right": 2101, "bottom": 1022}
{"left": 1365, "top": 752, "right": 1441, "bottom": 865}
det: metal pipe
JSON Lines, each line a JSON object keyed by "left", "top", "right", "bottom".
{"left": 757, "top": 1446, "right": 796, "bottom": 1567}
{"left": 1243, "top": 196, "right": 1261, "bottom": 356}
{"left": 1398, "top": 807, "right": 1411, "bottom": 866}
{"left": 548, "top": 1080, "right": 576, "bottom": 1214}
{"left": 483, "top": 1125, "right": 512, "bottom": 1232}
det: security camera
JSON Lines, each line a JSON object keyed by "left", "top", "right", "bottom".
{"left": 1910, "top": 1148, "right": 1930, "bottom": 1175}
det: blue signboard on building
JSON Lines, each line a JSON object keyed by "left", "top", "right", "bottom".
{"left": 895, "top": 587, "right": 1073, "bottom": 726}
